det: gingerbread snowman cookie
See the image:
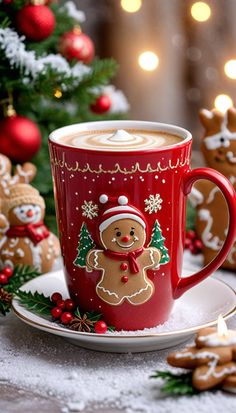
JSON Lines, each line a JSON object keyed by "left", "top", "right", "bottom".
{"left": 86, "top": 195, "right": 161, "bottom": 306}
{"left": 0, "top": 183, "right": 60, "bottom": 272}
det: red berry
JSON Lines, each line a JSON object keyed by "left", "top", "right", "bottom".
{"left": 60, "top": 312, "right": 73, "bottom": 325}
{"left": 186, "top": 230, "right": 196, "bottom": 240}
{"left": 194, "top": 239, "right": 203, "bottom": 251}
{"left": 184, "top": 238, "right": 191, "bottom": 249}
{"left": 2, "top": 266, "right": 13, "bottom": 277}
{"left": 51, "top": 307, "right": 62, "bottom": 319}
{"left": 0, "top": 273, "right": 8, "bottom": 285}
{"left": 65, "top": 298, "right": 75, "bottom": 311}
{"left": 189, "top": 244, "right": 197, "bottom": 255}
{"left": 56, "top": 299, "right": 66, "bottom": 309}
{"left": 51, "top": 292, "right": 62, "bottom": 303}
{"left": 94, "top": 320, "right": 108, "bottom": 334}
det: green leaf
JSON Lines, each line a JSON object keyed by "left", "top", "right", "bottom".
{"left": 150, "top": 370, "right": 198, "bottom": 396}
{"left": 16, "top": 290, "right": 54, "bottom": 316}
{"left": 85, "top": 311, "right": 102, "bottom": 323}
{"left": 74, "top": 307, "right": 82, "bottom": 318}
{"left": 0, "top": 300, "right": 11, "bottom": 316}
{"left": 4, "top": 265, "right": 41, "bottom": 294}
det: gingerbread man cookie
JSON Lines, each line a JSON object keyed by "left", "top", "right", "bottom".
{"left": 167, "top": 326, "right": 236, "bottom": 391}
{"left": 86, "top": 195, "right": 161, "bottom": 306}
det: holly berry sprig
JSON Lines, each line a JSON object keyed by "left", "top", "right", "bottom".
{"left": 17, "top": 290, "right": 115, "bottom": 334}
{"left": 185, "top": 230, "right": 203, "bottom": 255}
{"left": 0, "top": 265, "right": 41, "bottom": 316}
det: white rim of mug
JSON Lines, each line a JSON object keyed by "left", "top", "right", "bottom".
{"left": 48, "top": 120, "right": 192, "bottom": 153}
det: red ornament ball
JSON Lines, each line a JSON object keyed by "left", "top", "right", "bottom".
{"left": 56, "top": 299, "right": 66, "bottom": 310}
{"left": 90, "top": 95, "right": 111, "bottom": 114}
{"left": 0, "top": 115, "right": 41, "bottom": 163}
{"left": 94, "top": 320, "right": 108, "bottom": 334}
{"left": 16, "top": 4, "right": 55, "bottom": 42}
{"left": 0, "top": 273, "right": 8, "bottom": 285}
{"left": 60, "top": 312, "right": 73, "bottom": 325}
{"left": 65, "top": 298, "right": 75, "bottom": 311}
{"left": 2, "top": 267, "right": 13, "bottom": 278}
{"left": 51, "top": 307, "right": 62, "bottom": 319}
{"left": 51, "top": 292, "right": 62, "bottom": 303}
{"left": 59, "top": 29, "right": 94, "bottom": 64}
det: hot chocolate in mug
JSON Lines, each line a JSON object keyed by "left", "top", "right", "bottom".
{"left": 49, "top": 121, "right": 236, "bottom": 331}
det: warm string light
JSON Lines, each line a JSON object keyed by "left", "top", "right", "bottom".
{"left": 54, "top": 89, "right": 62, "bottom": 99}
{"left": 138, "top": 51, "right": 159, "bottom": 71}
{"left": 224, "top": 59, "right": 236, "bottom": 79}
{"left": 214, "top": 94, "right": 233, "bottom": 113}
{"left": 120, "top": 0, "right": 142, "bottom": 13}
{"left": 191, "top": 1, "right": 211, "bottom": 22}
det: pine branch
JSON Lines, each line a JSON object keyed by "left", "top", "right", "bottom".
{"left": 16, "top": 290, "right": 54, "bottom": 316}
{"left": 151, "top": 371, "right": 198, "bottom": 396}
{"left": 0, "top": 300, "right": 11, "bottom": 316}
{"left": 4, "top": 265, "right": 41, "bottom": 294}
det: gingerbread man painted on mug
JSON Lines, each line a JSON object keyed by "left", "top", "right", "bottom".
{"left": 86, "top": 195, "right": 161, "bottom": 306}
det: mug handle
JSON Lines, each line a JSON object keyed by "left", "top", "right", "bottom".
{"left": 173, "top": 167, "right": 236, "bottom": 299}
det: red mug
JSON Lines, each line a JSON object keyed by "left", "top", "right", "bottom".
{"left": 49, "top": 121, "right": 236, "bottom": 331}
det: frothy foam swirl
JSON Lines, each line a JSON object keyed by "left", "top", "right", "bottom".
{"left": 63, "top": 129, "right": 181, "bottom": 151}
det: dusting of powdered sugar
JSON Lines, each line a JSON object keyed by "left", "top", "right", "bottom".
{"left": 108, "top": 301, "right": 205, "bottom": 336}
{"left": 1, "top": 254, "right": 236, "bottom": 413}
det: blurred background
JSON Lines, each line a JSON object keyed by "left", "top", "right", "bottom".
{"left": 77, "top": 0, "right": 236, "bottom": 147}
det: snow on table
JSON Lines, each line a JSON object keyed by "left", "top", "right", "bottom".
{"left": 0, "top": 251, "right": 236, "bottom": 413}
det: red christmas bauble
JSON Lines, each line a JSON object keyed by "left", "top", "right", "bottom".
{"left": 0, "top": 115, "right": 41, "bottom": 163}
{"left": 59, "top": 29, "right": 94, "bottom": 64}
{"left": 90, "top": 95, "right": 111, "bottom": 114}
{"left": 94, "top": 320, "right": 108, "bottom": 334}
{"left": 16, "top": 5, "right": 55, "bottom": 41}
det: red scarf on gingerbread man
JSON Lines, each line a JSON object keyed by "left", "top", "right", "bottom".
{"left": 104, "top": 247, "right": 144, "bottom": 274}
{"left": 6, "top": 221, "right": 50, "bottom": 245}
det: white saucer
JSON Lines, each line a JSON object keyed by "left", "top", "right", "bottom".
{"left": 12, "top": 271, "right": 236, "bottom": 353}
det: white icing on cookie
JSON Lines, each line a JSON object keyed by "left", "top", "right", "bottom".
{"left": 198, "top": 209, "right": 223, "bottom": 250}
{"left": 13, "top": 204, "right": 42, "bottom": 224}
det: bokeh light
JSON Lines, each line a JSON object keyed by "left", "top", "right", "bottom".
{"left": 224, "top": 59, "right": 236, "bottom": 79}
{"left": 54, "top": 89, "right": 62, "bottom": 99}
{"left": 138, "top": 51, "right": 159, "bottom": 71}
{"left": 121, "top": 0, "right": 142, "bottom": 13}
{"left": 191, "top": 2, "right": 211, "bottom": 22}
{"left": 214, "top": 94, "right": 233, "bottom": 113}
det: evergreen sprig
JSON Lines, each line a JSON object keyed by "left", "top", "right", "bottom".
{"left": 151, "top": 371, "right": 198, "bottom": 396}
{"left": 16, "top": 290, "right": 54, "bottom": 316}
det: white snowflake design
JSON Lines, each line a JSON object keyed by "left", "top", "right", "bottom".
{"left": 144, "top": 194, "right": 163, "bottom": 214}
{"left": 81, "top": 200, "right": 98, "bottom": 220}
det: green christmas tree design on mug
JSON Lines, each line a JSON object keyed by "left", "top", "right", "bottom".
{"left": 148, "top": 220, "right": 170, "bottom": 265}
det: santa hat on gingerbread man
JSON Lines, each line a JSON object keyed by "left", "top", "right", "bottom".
{"left": 98, "top": 194, "right": 146, "bottom": 233}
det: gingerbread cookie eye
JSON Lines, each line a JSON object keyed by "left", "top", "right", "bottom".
{"left": 130, "top": 230, "right": 135, "bottom": 236}
{"left": 116, "top": 231, "right": 121, "bottom": 237}
{"left": 204, "top": 134, "right": 230, "bottom": 150}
